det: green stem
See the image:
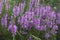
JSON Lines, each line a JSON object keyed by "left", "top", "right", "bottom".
{"left": 43, "top": 0, "right": 44, "bottom": 4}
{"left": 13, "top": 35, "right": 15, "bottom": 40}
{"left": 31, "top": 34, "right": 41, "bottom": 40}
{"left": 17, "top": 31, "right": 21, "bottom": 37}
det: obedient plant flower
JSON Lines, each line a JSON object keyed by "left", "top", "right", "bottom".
{"left": 45, "top": 5, "right": 51, "bottom": 12}
{"left": 57, "top": 13, "right": 60, "bottom": 19}
{"left": 46, "top": 20, "right": 53, "bottom": 28}
{"left": 33, "top": 18, "right": 40, "bottom": 28}
{"left": 29, "top": 0, "right": 35, "bottom": 11}
{"left": 20, "top": 15, "right": 30, "bottom": 29}
{"left": 49, "top": 11, "right": 56, "bottom": 20}
{"left": 50, "top": 25, "right": 58, "bottom": 35}
{"left": 19, "top": 2, "right": 25, "bottom": 14}
{"left": 25, "top": 11, "right": 34, "bottom": 20}
{"left": 1, "top": 14, "right": 8, "bottom": 28}
{"left": 8, "top": 23, "right": 17, "bottom": 36}
{"left": 45, "top": 33, "right": 50, "bottom": 39}
{"left": 8, "top": 15, "right": 17, "bottom": 36}
{"left": 12, "top": 5, "right": 20, "bottom": 17}
{"left": 27, "top": 36, "right": 32, "bottom": 40}
{"left": 56, "top": 20, "right": 60, "bottom": 25}
{"left": 0, "top": 1, "right": 2, "bottom": 14}
{"left": 35, "top": 0, "right": 40, "bottom": 7}
{"left": 18, "top": 11, "right": 34, "bottom": 29}
{"left": 2, "top": 0, "right": 7, "bottom": 3}
{"left": 53, "top": 25, "right": 58, "bottom": 30}
{"left": 37, "top": 25, "right": 46, "bottom": 31}
{"left": 50, "top": 29, "right": 57, "bottom": 35}
{"left": 18, "top": 17, "right": 21, "bottom": 24}
{"left": 5, "top": 3, "right": 10, "bottom": 11}
{"left": 56, "top": 13, "right": 60, "bottom": 24}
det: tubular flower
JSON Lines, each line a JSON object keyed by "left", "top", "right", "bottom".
{"left": 0, "top": 2, "right": 2, "bottom": 14}
{"left": 1, "top": 14, "right": 8, "bottom": 28}
{"left": 13, "top": 6, "right": 20, "bottom": 17}
{"left": 8, "top": 23, "right": 17, "bottom": 36}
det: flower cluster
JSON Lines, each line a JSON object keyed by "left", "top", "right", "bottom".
{"left": 0, "top": 0, "right": 60, "bottom": 40}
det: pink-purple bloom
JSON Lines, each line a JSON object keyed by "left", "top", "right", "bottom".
{"left": 13, "top": 6, "right": 20, "bottom": 17}
{"left": 27, "top": 36, "right": 32, "bottom": 40}
{"left": 56, "top": 13, "right": 60, "bottom": 24}
{"left": 0, "top": 2, "right": 2, "bottom": 14}
{"left": 45, "top": 33, "right": 50, "bottom": 39}
{"left": 1, "top": 14, "right": 8, "bottom": 28}
{"left": 8, "top": 23, "right": 17, "bottom": 36}
{"left": 5, "top": 3, "right": 10, "bottom": 11}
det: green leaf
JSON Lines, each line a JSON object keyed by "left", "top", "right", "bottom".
{"left": 31, "top": 35, "right": 41, "bottom": 40}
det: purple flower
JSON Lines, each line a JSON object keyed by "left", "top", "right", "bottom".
{"left": 20, "top": 15, "right": 30, "bottom": 29}
{"left": 40, "top": 19, "right": 46, "bottom": 25}
{"left": 50, "top": 29, "right": 57, "bottom": 35}
{"left": 0, "top": 2, "right": 2, "bottom": 14}
{"left": 56, "top": 20, "right": 60, "bottom": 24}
{"left": 35, "top": 0, "right": 40, "bottom": 7}
{"left": 5, "top": 3, "right": 10, "bottom": 11}
{"left": 19, "top": 2, "right": 25, "bottom": 14}
{"left": 25, "top": 11, "right": 34, "bottom": 20}
{"left": 46, "top": 20, "right": 52, "bottom": 28}
{"left": 35, "top": 7, "right": 41, "bottom": 17}
{"left": 8, "top": 24, "right": 17, "bottom": 36}
{"left": 45, "top": 33, "right": 50, "bottom": 39}
{"left": 53, "top": 25, "right": 58, "bottom": 30}
{"left": 56, "top": 13, "right": 60, "bottom": 24}
{"left": 27, "top": 36, "right": 32, "bottom": 40}
{"left": 57, "top": 13, "right": 60, "bottom": 19}
{"left": 47, "top": 11, "right": 56, "bottom": 20}
{"left": 20, "top": 15, "right": 26, "bottom": 25}
{"left": 1, "top": 14, "right": 8, "bottom": 28}
{"left": 37, "top": 25, "right": 46, "bottom": 31}
{"left": 33, "top": 18, "right": 37, "bottom": 25}
{"left": 18, "top": 17, "right": 21, "bottom": 24}
{"left": 29, "top": 0, "right": 35, "bottom": 11}
{"left": 13, "top": 6, "right": 20, "bottom": 17}
{"left": 51, "top": 11, "right": 56, "bottom": 19}
{"left": 21, "top": 20, "right": 30, "bottom": 29}
{"left": 46, "top": 5, "right": 51, "bottom": 12}
{"left": 24, "top": 21, "right": 30, "bottom": 29}
{"left": 33, "top": 18, "right": 40, "bottom": 27}
{"left": 2, "top": 0, "right": 7, "bottom": 3}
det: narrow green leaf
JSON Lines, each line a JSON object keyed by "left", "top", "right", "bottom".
{"left": 31, "top": 35, "right": 41, "bottom": 40}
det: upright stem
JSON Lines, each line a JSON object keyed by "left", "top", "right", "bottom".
{"left": 43, "top": 0, "right": 44, "bottom": 4}
{"left": 13, "top": 35, "right": 15, "bottom": 40}
{"left": 17, "top": 31, "right": 26, "bottom": 40}
{"left": 17, "top": 31, "right": 21, "bottom": 37}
